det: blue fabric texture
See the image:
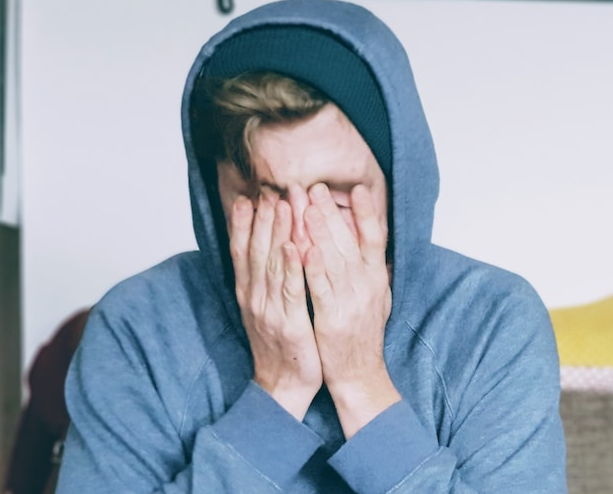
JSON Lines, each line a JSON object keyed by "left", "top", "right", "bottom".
{"left": 56, "top": 1, "right": 568, "bottom": 493}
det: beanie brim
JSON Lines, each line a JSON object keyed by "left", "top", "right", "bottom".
{"left": 203, "top": 26, "right": 392, "bottom": 178}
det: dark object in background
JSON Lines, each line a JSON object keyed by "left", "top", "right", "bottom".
{"left": 217, "top": 0, "right": 234, "bottom": 15}
{"left": 3, "top": 309, "right": 89, "bottom": 494}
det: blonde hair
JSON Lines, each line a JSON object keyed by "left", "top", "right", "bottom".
{"left": 205, "top": 72, "right": 328, "bottom": 177}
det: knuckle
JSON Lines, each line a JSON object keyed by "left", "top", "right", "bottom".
{"left": 374, "top": 235, "right": 388, "bottom": 251}
{"left": 310, "top": 283, "right": 332, "bottom": 302}
{"left": 247, "top": 294, "right": 265, "bottom": 317}
{"left": 229, "top": 243, "right": 245, "bottom": 262}
{"left": 365, "top": 231, "right": 386, "bottom": 250}
{"left": 249, "top": 244, "right": 267, "bottom": 263}
{"left": 327, "top": 261, "right": 344, "bottom": 278}
{"left": 266, "top": 255, "right": 282, "bottom": 278}
{"left": 282, "top": 279, "right": 300, "bottom": 300}
{"left": 235, "top": 288, "right": 247, "bottom": 306}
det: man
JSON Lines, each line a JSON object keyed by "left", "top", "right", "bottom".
{"left": 56, "top": 1, "right": 567, "bottom": 493}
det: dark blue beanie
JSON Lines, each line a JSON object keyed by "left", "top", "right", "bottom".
{"left": 204, "top": 26, "right": 392, "bottom": 179}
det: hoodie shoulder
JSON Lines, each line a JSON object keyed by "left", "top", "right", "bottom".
{"left": 84, "top": 252, "right": 238, "bottom": 393}
{"left": 404, "top": 245, "right": 559, "bottom": 418}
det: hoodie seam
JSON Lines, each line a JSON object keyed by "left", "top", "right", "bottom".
{"left": 386, "top": 447, "right": 446, "bottom": 494}
{"left": 208, "top": 428, "right": 283, "bottom": 492}
{"left": 405, "top": 321, "right": 455, "bottom": 419}
{"left": 178, "top": 322, "right": 236, "bottom": 439}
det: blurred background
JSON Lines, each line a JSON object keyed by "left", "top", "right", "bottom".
{"left": 1, "top": 0, "right": 612, "bottom": 491}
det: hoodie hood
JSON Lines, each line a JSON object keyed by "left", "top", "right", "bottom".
{"left": 181, "top": 0, "right": 439, "bottom": 319}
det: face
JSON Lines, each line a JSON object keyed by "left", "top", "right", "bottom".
{"left": 217, "top": 103, "right": 388, "bottom": 262}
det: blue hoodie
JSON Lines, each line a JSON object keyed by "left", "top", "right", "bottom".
{"left": 56, "top": 1, "right": 567, "bottom": 493}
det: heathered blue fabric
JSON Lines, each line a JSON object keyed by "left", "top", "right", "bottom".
{"left": 56, "top": 1, "right": 568, "bottom": 493}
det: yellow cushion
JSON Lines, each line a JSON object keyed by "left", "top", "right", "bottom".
{"left": 550, "top": 295, "right": 613, "bottom": 368}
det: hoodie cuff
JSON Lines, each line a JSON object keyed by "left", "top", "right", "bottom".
{"left": 212, "top": 381, "right": 324, "bottom": 488}
{"left": 328, "top": 400, "right": 438, "bottom": 494}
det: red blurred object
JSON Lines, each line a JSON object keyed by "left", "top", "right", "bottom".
{"left": 3, "top": 309, "right": 90, "bottom": 494}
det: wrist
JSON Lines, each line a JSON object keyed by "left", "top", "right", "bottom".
{"left": 327, "top": 375, "right": 401, "bottom": 439}
{"left": 254, "top": 377, "right": 320, "bottom": 421}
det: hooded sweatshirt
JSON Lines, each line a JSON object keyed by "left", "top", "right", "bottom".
{"left": 56, "top": 1, "right": 567, "bottom": 493}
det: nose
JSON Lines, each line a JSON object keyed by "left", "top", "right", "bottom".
{"left": 287, "top": 185, "right": 312, "bottom": 262}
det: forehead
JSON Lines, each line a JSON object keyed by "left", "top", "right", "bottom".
{"left": 249, "top": 104, "right": 382, "bottom": 190}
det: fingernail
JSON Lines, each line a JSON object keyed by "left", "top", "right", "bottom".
{"left": 309, "top": 183, "right": 328, "bottom": 202}
{"left": 276, "top": 200, "right": 290, "bottom": 217}
{"left": 352, "top": 184, "right": 369, "bottom": 203}
{"left": 353, "top": 184, "right": 366, "bottom": 196}
{"left": 234, "top": 196, "right": 251, "bottom": 212}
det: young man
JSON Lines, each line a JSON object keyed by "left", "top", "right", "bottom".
{"left": 56, "top": 1, "right": 567, "bottom": 493}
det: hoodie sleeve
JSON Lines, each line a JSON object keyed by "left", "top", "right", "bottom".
{"left": 327, "top": 283, "right": 568, "bottom": 494}
{"left": 54, "top": 304, "right": 322, "bottom": 494}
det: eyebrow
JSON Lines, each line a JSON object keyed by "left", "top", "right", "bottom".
{"left": 258, "top": 180, "right": 357, "bottom": 196}
{"left": 259, "top": 181, "right": 286, "bottom": 195}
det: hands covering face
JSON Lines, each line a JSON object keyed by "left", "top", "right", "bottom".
{"left": 230, "top": 183, "right": 397, "bottom": 433}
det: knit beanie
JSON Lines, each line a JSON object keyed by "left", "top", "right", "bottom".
{"left": 203, "top": 26, "right": 392, "bottom": 178}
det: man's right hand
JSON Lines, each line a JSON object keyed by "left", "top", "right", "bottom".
{"left": 230, "top": 191, "right": 322, "bottom": 421}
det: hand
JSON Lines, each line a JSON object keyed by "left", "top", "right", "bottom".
{"left": 230, "top": 191, "right": 322, "bottom": 421}
{"left": 303, "top": 183, "right": 400, "bottom": 438}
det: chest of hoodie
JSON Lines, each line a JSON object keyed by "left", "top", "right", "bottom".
{"left": 172, "top": 310, "right": 453, "bottom": 455}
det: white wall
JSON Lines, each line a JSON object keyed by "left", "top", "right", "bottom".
{"left": 377, "top": 1, "right": 613, "bottom": 311}
{"left": 20, "top": 0, "right": 613, "bottom": 372}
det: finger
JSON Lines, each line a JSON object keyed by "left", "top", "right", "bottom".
{"left": 229, "top": 195, "right": 255, "bottom": 292}
{"left": 304, "top": 205, "right": 346, "bottom": 281}
{"left": 308, "top": 183, "right": 360, "bottom": 262}
{"left": 271, "top": 200, "right": 292, "bottom": 251}
{"left": 249, "top": 191, "right": 277, "bottom": 284}
{"left": 351, "top": 185, "right": 388, "bottom": 267}
{"left": 303, "top": 245, "right": 333, "bottom": 309}
{"left": 281, "top": 242, "right": 308, "bottom": 314}
{"left": 267, "top": 200, "right": 292, "bottom": 292}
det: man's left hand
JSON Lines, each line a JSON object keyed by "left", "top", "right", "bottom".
{"left": 303, "top": 183, "right": 401, "bottom": 439}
